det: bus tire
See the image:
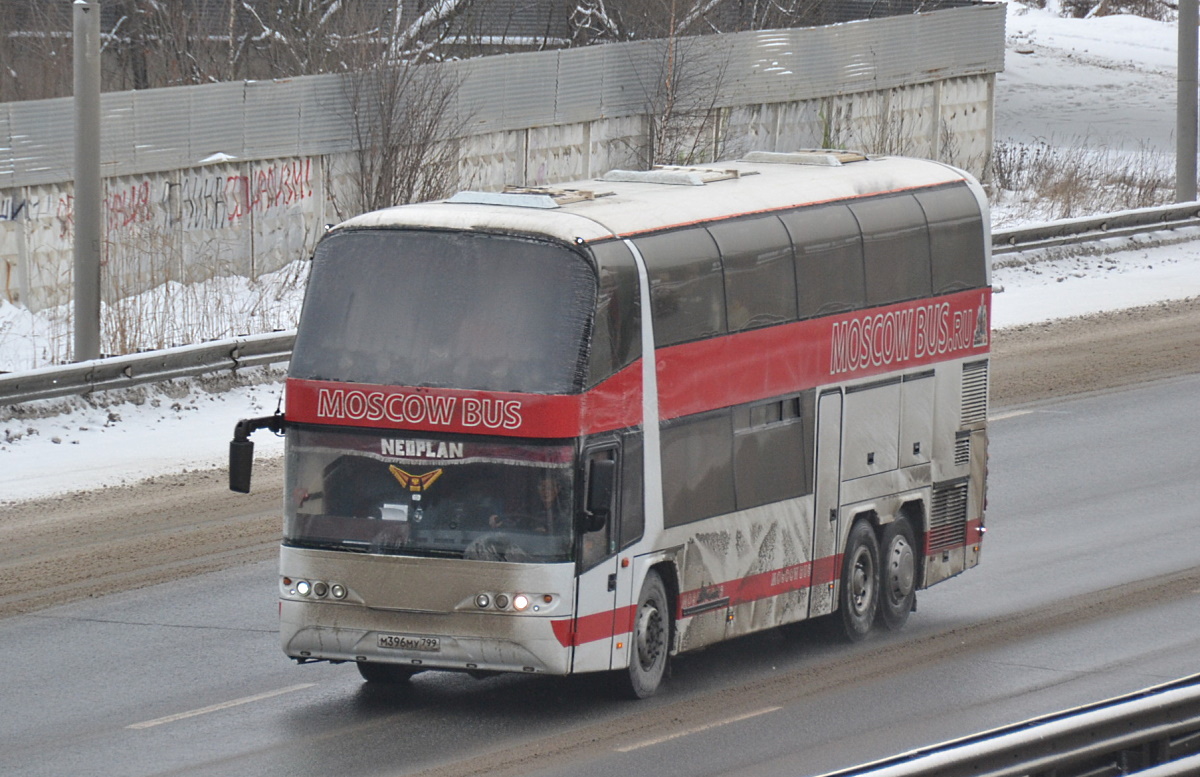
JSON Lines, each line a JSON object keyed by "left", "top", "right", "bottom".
{"left": 623, "top": 570, "right": 669, "bottom": 699}
{"left": 837, "top": 520, "right": 880, "bottom": 642}
{"left": 877, "top": 518, "right": 917, "bottom": 631}
{"left": 356, "top": 661, "right": 418, "bottom": 685}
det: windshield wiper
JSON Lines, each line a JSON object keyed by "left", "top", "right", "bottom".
{"left": 284, "top": 538, "right": 369, "bottom": 554}
{"left": 396, "top": 547, "right": 464, "bottom": 559}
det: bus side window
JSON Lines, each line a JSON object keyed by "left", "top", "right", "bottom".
{"left": 660, "top": 409, "right": 736, "bottom": 528}
{"left": 780, "top": 204, "right": 867, "bottom": 319}
{"left": 586, "top": 240, "right": 642, "bottom": 387}
{"left": 580, "top": 447, "right": 619, "bottom": 571}
{"left": 914, "top": 183, "right": 987, "bottom": 294}
{"left": 707, "top": 215, "right": 797, "bottom": 332}
{"left": 620, "top": 431, "right": 644, "bottom": 549}
{"left": 633, "top": 228, "right": 726, "bottom": 346}
{"left": 732, "top": 391, "right": 813, "bottom": 510}
{"left": 849, "top": 194, "right": 933, "bottom": 306}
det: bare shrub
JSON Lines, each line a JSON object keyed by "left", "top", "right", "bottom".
{"left": 625, "top": 32, "right": 731, "bottom": 168}
{"left": 991, "top": 140, "right": 1173, "bottom": 222}
{"left": 1059, "top": 0, "right": 1173, "bottom": 20}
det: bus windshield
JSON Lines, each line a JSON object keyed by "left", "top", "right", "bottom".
{"left": 289, "top": 229, "right": 596, "bottom": 394}
{"left": 284, "top": 427, "right": 576, "bottom": 563}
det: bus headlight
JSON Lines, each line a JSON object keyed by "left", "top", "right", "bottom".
{"left": 295, "top": 580, "right": 312, "bottom": 596}
{"left": 465, "top": 591, "right": 557, "bottom": 612}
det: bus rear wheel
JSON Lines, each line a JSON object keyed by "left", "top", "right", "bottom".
{"left": 837, "top": 521, "right": 880, "bottom": 642}
{"left": 357, "top": 661, "right": 419, "bottom": 685}
{"left": 622, "top": 570, "right": 669, "bottom": 699}
{"left": 877, "top": 518, "right": 917, "bottom": 631}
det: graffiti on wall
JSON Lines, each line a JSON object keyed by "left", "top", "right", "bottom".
{"left": 178, "top": 159, "right": 314, "bottom": 231}
{"left": 1, "top": 158, "right": 320, "bottom": 312}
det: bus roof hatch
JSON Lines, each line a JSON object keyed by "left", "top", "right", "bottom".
{"left": 448, "top": 186, "right": 609, "bottom": 209}
{"left": 741, "top": 150, "right": 869, "bottom": 166}
{"left": 601, "top": 166, "right": 745, "bottom": 186}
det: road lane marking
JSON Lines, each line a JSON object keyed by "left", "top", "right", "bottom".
{"left": 126, "top": 683, "right": 316, "bottom": 729}
{"left": 615, "top": 706, "right": 783, "bottom": 752}
{"left": 990, "top": 409, "right": 1034, "bottom": 421}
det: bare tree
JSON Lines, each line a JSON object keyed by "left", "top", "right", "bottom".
{"left": 567, "top": 0, "right": 839, "bottom": 44}
{"left": 633, "top": 27, "right": 730, "bottom": 167}
{"left": 0, "top": 2, "right": 72, "bottom": 102}
{"left": 342, "top": 60, "right": 469, "bottom": 215}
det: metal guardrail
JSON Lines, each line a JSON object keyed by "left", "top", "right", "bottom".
{"left": 2, "top": 201, "right": 1199, "bottom": 407}
{"left": 0, "top": 331, "right": 294, "bottom": 405}
{"left": 816, "top": 673, "right": 1200, "bottom": 777}
{"left": 992, "top": 201, "right": 1200, "bottom": 256}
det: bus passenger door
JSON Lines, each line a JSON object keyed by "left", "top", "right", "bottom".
{"left": 572, "top": 446, "right": 623, "bottom": 673}
{"left": 810, "top": 390, "right": 843, "bottom": 618}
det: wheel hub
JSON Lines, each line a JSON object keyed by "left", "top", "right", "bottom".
{"left": 636, "top": 602, "right": 663, "bottom": 668}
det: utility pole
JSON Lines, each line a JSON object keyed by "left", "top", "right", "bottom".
{"left": 1178, "top": 0, "right": 1198, "bottom": 202}
{"left": 73, "top": 0, "right": 102, "bottom": 361}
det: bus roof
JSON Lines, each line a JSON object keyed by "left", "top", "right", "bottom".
{"left": 337, "top": 153, "right": 975, "bottom": 245}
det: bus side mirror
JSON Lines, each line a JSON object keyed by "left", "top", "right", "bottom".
{"left": 583, "top": 458, "right": 616, "bottom": 532}
{"left": 229, "top": 438, "right": 255, "bottom": 493}
{"left": 229, "top": 414, "right": 285, "bottom": 493}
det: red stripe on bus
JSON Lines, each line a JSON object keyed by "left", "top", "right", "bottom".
{"left": 657, "top": 288, "right": 990, "bottom": 421}
{"left": 285, "top": 288, "right": 989, "bottom": 438}
{"left": 551, "top": 605, "right": 637, "bottom": 647}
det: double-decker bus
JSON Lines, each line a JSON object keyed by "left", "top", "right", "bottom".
{"left": 230, "top": 150, "right": 991, "bottom": 698}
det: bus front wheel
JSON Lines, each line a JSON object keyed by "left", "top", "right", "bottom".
{"left": 877, "top": 518, "right": 917, "bottom": 631}
{"left": 623, "top": 570, "right": 669, "bottom": 699}
{"left": 837, "top": 521, "right": 880, "bottom": 642}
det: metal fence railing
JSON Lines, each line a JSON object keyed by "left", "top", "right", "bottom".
{"left": 815, "top": 673, "right": 1200, "bottom": 777}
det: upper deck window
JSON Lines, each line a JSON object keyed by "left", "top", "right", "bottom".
{"left": 291, "top": 229, "right": 596, "bottom": 394}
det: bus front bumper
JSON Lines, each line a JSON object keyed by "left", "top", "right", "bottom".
{"left": 280, "top": 598, "right": 573, "bottom": 675}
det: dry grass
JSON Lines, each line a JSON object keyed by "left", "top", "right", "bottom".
{"left": 989, "top": 140, "right": 1174, "bottom": 224}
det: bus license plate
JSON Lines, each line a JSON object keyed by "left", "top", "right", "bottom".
{"left": 377, "top": 633, "right": 440, "bottom": 652}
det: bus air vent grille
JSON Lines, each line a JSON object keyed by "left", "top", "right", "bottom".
{"left": 961, "top": 360, "right": 989, "bottom": 425}
{"left": 954, "top": 432, "right": 970, "bottom": 466}
{"left": 929, "top": 481, "right": 969, "bottom": 552}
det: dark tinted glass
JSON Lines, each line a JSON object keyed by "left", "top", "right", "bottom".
{"left": 587, "top": 240, "right": 642, "bottom": 386}
{"left": 708, "top": 215, "right": 797, "bottom": 331}
{"left": 620, "top": 431, "right": 644, "bottom": 549}
{"left": 661, "top": 410, "right": 735, "bottom": 528}
{"left": 849, "top": 194, "right": 933, "bottom": 306}
{"left": 284, "top": 428, "right": 575, "bottom": 563}
{"left": 732, "top": 392, "right": 814, "bottom": 509}
{"left": 633, "top": 228, "right": 725, "bottom": 346}
{"left": 291, "top": 229, "right": 595, "bottom": 394}
{"left": 780, "top": 204, "right": 866, "bottom": 318}
{"left": 914, "top": 183, "right": 987, "bottom": 294}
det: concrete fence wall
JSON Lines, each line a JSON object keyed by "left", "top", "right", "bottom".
{"left": 0, "top": 3, "right": 1005, "bottom": 313}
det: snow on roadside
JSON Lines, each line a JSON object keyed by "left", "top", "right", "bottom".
{"left": 0, "top": 369, "right": 288, "bottom": 505}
